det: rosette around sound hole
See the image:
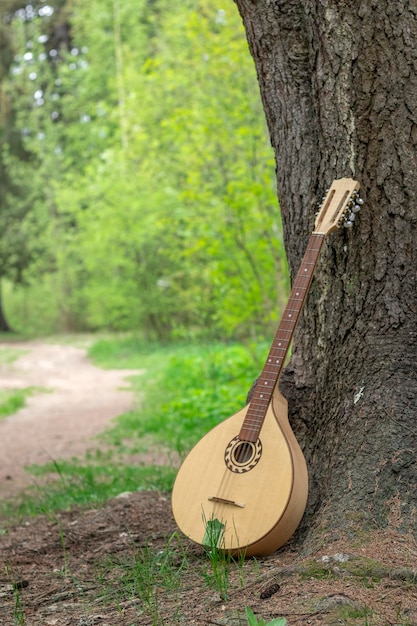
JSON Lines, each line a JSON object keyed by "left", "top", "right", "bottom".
{"left": 224, "top": 436, "right": 262, "bottom": 473}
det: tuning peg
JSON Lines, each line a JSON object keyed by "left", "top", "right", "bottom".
{"left": 343, "top": 211, "right": 355, "bottom": 228}
{"left": 352, "top": 192, "right": 364, "bottom": 204}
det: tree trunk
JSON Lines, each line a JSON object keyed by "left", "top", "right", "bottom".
{"left": 0, "top": 278, "right": 12, "bottom": 332}
{"left": 235, "top": 0, "right": 417, "bottom": 545}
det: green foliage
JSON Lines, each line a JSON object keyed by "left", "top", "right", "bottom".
{"left": 0, "top": 2, "right": 69, "bottom": 288}
{"left": 201, "top": 514, "right": 246, "bottom": 601}
{"left": 245, "top": 607, "right": 287, "bottom": 626}
{"left": 2, "top": 0, "right": 288, "bottom": 340}
{"left": 89, "top": 336, "right": 267, "bottom": 455}
{"left": 3, "top": 278, "right": 72, "bottom": 336}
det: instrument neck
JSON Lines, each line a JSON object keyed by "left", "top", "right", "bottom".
{"left": 239, "top": 233, "right": 326, "bottom": 442}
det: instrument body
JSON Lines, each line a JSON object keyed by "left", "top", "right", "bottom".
{"left": 172, "top": 391, "right": 308, "bottom": 556}
{"left": 172, "top": 178, "right": 362, "bottom": 556}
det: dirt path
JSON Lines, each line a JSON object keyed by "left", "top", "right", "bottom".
{"left": 0, "top": 339, "right": 142, "bottom": 498}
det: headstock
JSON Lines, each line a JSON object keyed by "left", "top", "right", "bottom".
{"left": 314, "top": 178, "right": 363, "bottom": 235}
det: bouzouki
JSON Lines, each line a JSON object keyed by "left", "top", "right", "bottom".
{"left": 172, "top": 178, "right": 363, "bottom": 557}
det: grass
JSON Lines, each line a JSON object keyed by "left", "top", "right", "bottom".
{"left": 94, "top": 530, "right": 265, "bottom": 625}
{"left": 4, "top": 564, "right": 26, "bottom": 626}
{"left": 198, "top": 507, "right": 251, "bottom": 601}
{"left": 0, "top": 387, "right": 44, "bottom": 419}
{"left": 1, "top": 455, "right": 177, "bottom": 520}
{"left": 89, "top": 336, "right": 267, "bottom": 457}
{"left": 91, "top": 530, "right": 280, "bottom": 625}
{"left": 98, "top": 532, "right": 188, "bottom": 623}
{"left": 337, "top": 605, "right": 375, "bottom": 622}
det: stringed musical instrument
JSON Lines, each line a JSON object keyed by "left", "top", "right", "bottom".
{"left": 172, "top": 178, "right": 363, "bottom": 557}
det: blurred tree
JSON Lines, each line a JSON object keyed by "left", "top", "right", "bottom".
{"left": 2, "top": 0, "right": 287, "bottom": 338}
{"left": 59, "top": 0, "right": 285, "bottom": 339}
{"left": 0, "top": 0, "right": 72, "bottom": 331}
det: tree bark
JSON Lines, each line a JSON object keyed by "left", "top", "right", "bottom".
{"left": 235, "top": 0, "right": 417, "bottom": 545}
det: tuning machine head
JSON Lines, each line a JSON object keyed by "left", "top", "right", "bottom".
{"left": 341, "top": 190, "right": 364, "bottom": 228}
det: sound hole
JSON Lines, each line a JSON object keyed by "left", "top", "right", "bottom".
{"left": 232, "top": 441, "right": 255, "bottom": 465}
{"left": 224, "top": 436, "right": 262, "bottom": 473}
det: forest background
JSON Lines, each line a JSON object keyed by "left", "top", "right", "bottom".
{"left": 0, "top": 0, "right": 288, "bottom": 342}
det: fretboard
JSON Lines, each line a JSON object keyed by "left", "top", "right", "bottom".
{"left": 239, "top": 233, "right": 326, "bottom": 442}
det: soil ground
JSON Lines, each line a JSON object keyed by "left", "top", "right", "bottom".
{"left": 0, "top": 340, "right": 416, "bottom": 625}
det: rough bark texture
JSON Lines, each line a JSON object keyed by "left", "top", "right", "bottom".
{"left": 235, "top": 0, "right": 417, "bottom": 546}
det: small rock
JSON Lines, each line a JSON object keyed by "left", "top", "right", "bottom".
{"left": 390, "top": 567, "right": 417, "bottom": 581}
{"left": 318, "top": 553, "right": 352, "bottom": 564}
{"left": 115, "top": 491, "right": 132, "bottom": 499}
{"left": 316, "top": 593, "right": 363, "bottom": 612}
{"left": 332, "top": 553, "right": 352, "bottom": 563}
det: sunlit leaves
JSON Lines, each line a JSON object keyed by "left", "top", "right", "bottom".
{"left": 2, "top": 0, "right": 288, "bottom": 339}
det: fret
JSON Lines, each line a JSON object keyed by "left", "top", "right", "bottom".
{"left": 248, "top": 393, "right": 271, "bottom": 399}
{"left": 251, "top": 397, "right": 269, "bottom": 410}
{"left": 240, "top": 421, "right": 263, "bottom": 428}
{"left": 249, "top": 398, "right": 271, "bottom": 407}
{"left": 248, "top": 406, "right": 270, "bottom": 415}
{"left": 249, "top": 400, "right": 271, "bottom": 409}
{"left": 239, "top": 425, "right": 262, "bottom": 433}
{"left": 243, "top": 411, "right": 267, "bottom": 421}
